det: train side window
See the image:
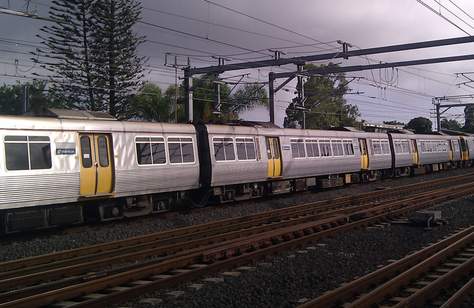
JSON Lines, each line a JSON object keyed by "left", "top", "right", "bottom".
{"left": 136, "top": 137, "right": 152, "bottom": 165}
{"left": 343, "top": 140, "right": 354, "bottom": 156}
{"left": 213, "top": 137, "right": 235, "bottom": 161}
{"left": 169, "top": 137, "right": 195, "bottom": 164}
{"left": 136, "top": 137, "right": 166, "bottom": 165}
{"left": 394, "top": 141, "right": 402, "bottom": 153}
{"left": 5, "top": 141, "right": 29, "bottom": 170}
{"left": 181, "top": 138, "right": 195, "bottom": 163}
{"left": 305, "top": 139, "right": 320, "bottom": 158}
{"left": 236, "top": 138, "right": 256, "bottom": 160}
{"left": 372, "top": 140, "right": 382, "bottom": 155}
{"left": 381, "top": 140, "right": 390, "bottom": 154}
{"left": 97, "top": 136, "right": 109, "bottom": 167}
{"left": 319, "top": 140, "right": 332, "bottom": 157}
{"left": 291, "top": 139, "right": 305, "bottom": 158}
{"left": 5, "top": 136, "right": 51, "bottom": 171}
{"left": 331, "top": 140, "right": 344, "bottom": 156}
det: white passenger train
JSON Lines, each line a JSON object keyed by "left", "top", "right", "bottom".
{"left": 0, "top": 114, "right": 472, "bottom": 234}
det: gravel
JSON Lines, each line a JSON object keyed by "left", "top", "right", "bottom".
{"left": 0, "top": 168, "right": 472, "bottom": 262}
{"left": 122, "top": 197, "right": 474, "bottom": 308}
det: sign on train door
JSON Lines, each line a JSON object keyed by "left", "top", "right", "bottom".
{"left": 411, "top": 139, "right": 420, "bottom": 165}
{"left": 265, "top": 137, "right": 282, "bottom": 178}
{"left": 79, "top": 133, "right": 114, "bottom": 196}
{"left": 359, "top": 138, "right": 369, "bottom": 170}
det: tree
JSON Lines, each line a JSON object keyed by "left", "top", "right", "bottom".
{"left": 192, "top": 74, "right": 231, "bottom": 122}
{"left": 129, "top": 82, "right": 169, "bottom": 122}
{"left": 34, "top": 0, "right": 145, "bottom": 118}
{"left": 229, "top": 83, "right": 268, "bottom": 115}
{"left": 34, "top": 0, "right": 99, "bottom": 110}
{"left": 0, "top": 81, "right": 59, "bottom": 115}
{"left": 92, "top": 0, "right": 145, "bottom": 119}
{"left": 441, "top": 118, "right": 462, "bottom": 131}
{"left": 284, "top": 63, "right": 360, "bottom": 129}
{"left": 405, "top": 117, "right": 432, "bottom": 133}
{"left": 464, "top": 106, "right": 474, "bottom": 132}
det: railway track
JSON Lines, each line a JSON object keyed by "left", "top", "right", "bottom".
{"left": 298, "top": 226, "right": 474, "bottom": 308}
{"left": 1, "top": 172, "right": 474, "bottom": 308}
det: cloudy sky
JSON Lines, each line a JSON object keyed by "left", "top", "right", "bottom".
{"left": 1, "top": 0, "right": 474, "bottom": 127}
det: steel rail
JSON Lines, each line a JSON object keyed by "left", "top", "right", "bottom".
{"left": 1, "top": 180, "right": 474, "bottom": 308}
{"left": 1, "top": 174, "right": 472, "bottom": 295}
{"left": 1, "top": 170, "right": 471, "bottom": 276}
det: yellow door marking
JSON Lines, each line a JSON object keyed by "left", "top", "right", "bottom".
{"left": 95, "top": 135, "right": 113, "bottom": 194}
{"left": 79, "top": 134, "right": 97, "bottom": 196}
{"left": 79, "top": 133, "right": 114, "bottom": 196}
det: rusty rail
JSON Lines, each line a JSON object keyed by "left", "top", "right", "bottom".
{"left": 1, "top": 173, "right": 474, "bottom": 308}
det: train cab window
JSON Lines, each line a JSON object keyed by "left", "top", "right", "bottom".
{"left": 136, "top": 137, "right": 166, "bottom": 165}
{"left": 331, "top": 140, "right": 344, "bottom": 156}
{"left": 291, "top": 139, "right": 305, "bottom": 158}
{"left": 236, "top": 138, "right": 256, "bottom": 160}
{"left": 97, "top": 136, "right": 109, "bottom": 167}
{"left": 5, "top": 136, "right": 51, "bottom": 171}
{"left": 169, "top": 137, "right": 195, "bottom": 164}
{"left": 319, "top": 140, "right": 332, "bottom": 157}
{"left": 213, "top": 137, "right": 235, "bottom": 161}
{"left": 305, "top": 139, "right": 320, "bottom": 158}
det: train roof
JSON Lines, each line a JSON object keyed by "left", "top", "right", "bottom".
{"left": 0, "top": 115, "right": 195, "bottom": 134}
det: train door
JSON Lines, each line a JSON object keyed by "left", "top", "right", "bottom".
{"left": 411, "top": 139, "right": 419, "bottom": 165}
{"left": 265, "top": 137, "right": 282, "bottom": 178}
{"left": 460, "top": 138, "right": 469, "bottom": 161}
{"left": 79, "top": 133, "right": 114, "bottom": 196}
{"left": 448, "top": 140, "right": 454, "bottom": 161}
{"left": 359, "top": 138, "right": 369, "bottom": 170}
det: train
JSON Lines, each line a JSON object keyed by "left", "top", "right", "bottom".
{"left": 1, "top": 114, "right": 473, "bottom": 234}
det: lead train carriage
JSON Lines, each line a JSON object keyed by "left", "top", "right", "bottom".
{"left": 0, "top": 115, "right": 471, "bottom": 234}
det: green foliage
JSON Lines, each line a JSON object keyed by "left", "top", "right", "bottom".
{"left": 284, "top": 63, "right": 360, "bottom": 129}
{"left": 464, "top": 106, "right": 474, "bottom": 132}
{"left": 129, "top": 83, "right": 169, "bottom": 122}
{"left": 91, "top": 0, "right": 145, "bottom": 119}
{"left": 192, "top": 74, "right": 231, "bottom": 122}
{"left": 441, "top": 118, "right": 462, "bottom": 131}
{"left": 405, "top": 117, "right": 432, "bottom": 133}
{"left": 0, "top": 81, "right": 60, "bottom": 115}
{"left": 34, "top": 0, "right": 145, "bottom": 118}
{"left": 229, "top": 83, "right": 268, "bottom": 114}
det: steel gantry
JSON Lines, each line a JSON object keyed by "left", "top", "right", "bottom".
{"left": 182, "top": 35, "right": 474, "bottom": 124}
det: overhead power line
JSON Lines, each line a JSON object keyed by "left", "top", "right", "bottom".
{"left": 416, "top": 0, "right": 471, "bottom": 35}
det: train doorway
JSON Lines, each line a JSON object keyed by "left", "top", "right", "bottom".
{"left": 265, "top": 137, "right": 282, "bottom": 178}
{"left": 359, "top": 138, "right": 369, "bottom": 170}
{"left": 79, "top": 133, "right": 114, "bottom": 196}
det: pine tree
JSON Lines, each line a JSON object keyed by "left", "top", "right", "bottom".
{"left": 91, "top": 0, "right": 145, "bottom": 119}
{"left": 34, "top": 0, "right": 101, "bottom": 110}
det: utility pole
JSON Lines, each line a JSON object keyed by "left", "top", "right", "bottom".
{"left": 435, "top": 99, "right": 441, "bottom": 132}
{"left": 268, "top": 72, "right": 275, "bottom": 124}
{"left": 296, "top": 65, "right": 306, "bottom": 129}
{"left": 23, "top": 84, "right": 29, "bottom": 114}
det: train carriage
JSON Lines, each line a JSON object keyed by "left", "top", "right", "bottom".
{"left": 0, "top": 115, "right": 200, "bottom": 233}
